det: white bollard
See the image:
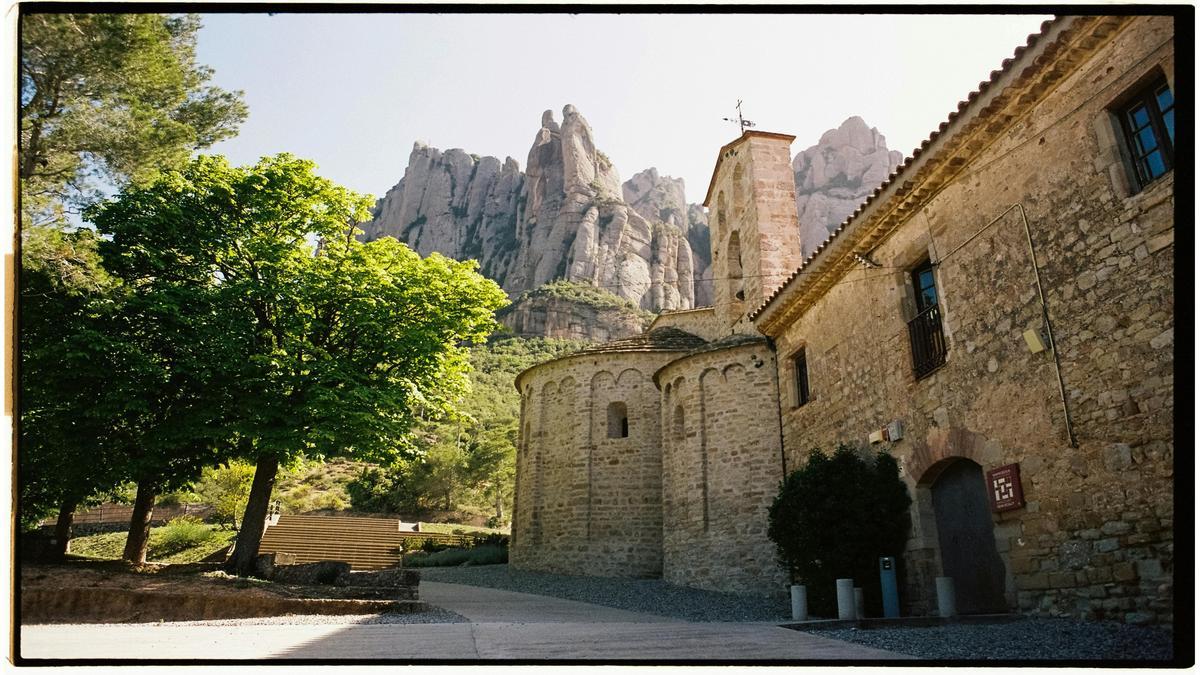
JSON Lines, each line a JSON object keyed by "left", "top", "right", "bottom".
{"left": 936, "top": 576, "right": 957, "bottom": 618}
{"left": 854, "top": 587, "right": 865, "bottom": 619}
{"left": 836, "top": 578, "right": 856, "bottom": 620}
{"left": 790, "top": 585, "right": 808, "bottom": 621}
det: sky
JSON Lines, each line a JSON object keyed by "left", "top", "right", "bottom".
{"left": 195, "top": 12, "right": 1053, "bottom": 206}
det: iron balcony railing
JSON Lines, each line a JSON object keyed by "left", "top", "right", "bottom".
{"left": 908, "top": 304, "right": 947, "bottom": 379}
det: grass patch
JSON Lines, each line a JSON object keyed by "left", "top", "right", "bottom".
{"left": 418, "top": 522, "right": 508, "bottom": 536}
{"left": 69, "top": 521, "right": 236, "bottom": 564}
{"left": 273, "top": 457, "right": 362, "bottom": 513}
{"left": 404, "top": 545, "right": 508, "bottom": 568}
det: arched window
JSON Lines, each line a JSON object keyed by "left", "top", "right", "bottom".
{"left": 727, "top": 230, "right": 744, "bottom": 302}
{"left": 607, "top": 401, "right": 629, "bottom": 439}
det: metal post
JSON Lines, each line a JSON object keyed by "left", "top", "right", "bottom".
{"left": 836, "top": 578, "right": 856, "bottom": 620}
{"left": 854, "top": 587, "right": 865, "bottom": 620}
{"left": 936, "top": 576, "right": 957, "bottom": 618}
{"left": 880, "top": 556, "right": 900, "bottom": 618}
{"left": 790, "top": 585, "right": 808, "bottom": 621}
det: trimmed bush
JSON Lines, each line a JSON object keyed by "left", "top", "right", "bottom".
{"left": 151, "top": 516, "right": 215, "bottom": 558}
{"left": 767, "top": 444, "right": 912, "bottom": 618}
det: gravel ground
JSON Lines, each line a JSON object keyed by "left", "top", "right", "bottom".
{"left": 803, "top": 617, "right": 1174, "bottom": 662}
{"left": 418, "top": 564, "right": 790, "bottom": 622}
{"left": 129, "top": 606, "right": 470, "bottom": 626}
{"left": 419, "top": 565, "right": 1175, "bottom": 661}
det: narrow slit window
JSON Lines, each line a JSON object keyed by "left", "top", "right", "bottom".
{"left": 607, "top": 401, "right": 629, "bottom": 439}
{"left": 794, "top": 349, "right": 811, "bottom": 407}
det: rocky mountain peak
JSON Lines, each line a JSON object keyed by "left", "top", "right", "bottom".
{"left": 793, "top": 116, "right": 903, "bottom": 256}
{"left": 360, "top": 105, "right": 701, "bottom": 316}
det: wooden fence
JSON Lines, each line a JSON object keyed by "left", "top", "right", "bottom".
{"left": 40, "top": 502, "right": 215, "bottom": 527}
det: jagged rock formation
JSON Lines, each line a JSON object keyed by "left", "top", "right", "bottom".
{"left": 621, "top": 168, "right": 713, "bottom": 308}
{"left": 360, "top": 105, "right": 702, "bottom": 313}
{"left": 792, "top": 116, "right": 903, "bottom": 257}
{"left": 357, "top": 146, "right": 524, "bottom": 283}
{"left": 686, "top": 204, "right": 713, "bottom": 306}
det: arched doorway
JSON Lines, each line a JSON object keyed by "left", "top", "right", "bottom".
{"left": 930, "top": 459, "right": 1008, "bottom": 614}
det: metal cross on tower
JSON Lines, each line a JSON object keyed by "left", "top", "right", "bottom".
{"left": 722, "top": 100, "right": 756, "bottom": 133}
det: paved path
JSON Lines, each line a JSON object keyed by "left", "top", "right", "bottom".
{"left": 19, "top": 581, "right": 908, "bottom": 662}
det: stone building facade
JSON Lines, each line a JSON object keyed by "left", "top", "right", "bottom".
{"left": 512, "top": 15, "right": 1174, "bottom": 623}
{"left": 512, "top": 130, "right": 803, "bottom": 596}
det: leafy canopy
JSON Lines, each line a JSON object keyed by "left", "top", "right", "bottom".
{"left": 347, "top": 337, "right": 586, "bottom": 522}
{"left": 18, "top": 226, "right": 126, "bottom": 528}
{"left": 88, "top": 153, "right": 510, "bottom": 466}
{"left": 767, "top": 444, "right": 912, "bottom": 618}
{"left": 20, "top": 13, "right": 247, "bottom": 226}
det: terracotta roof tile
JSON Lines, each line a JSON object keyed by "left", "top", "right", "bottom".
{"left": 577, "top": 327, "right": 708, "bottom": 356}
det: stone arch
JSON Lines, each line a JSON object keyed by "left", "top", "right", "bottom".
{"left": 590, "top": 370, "right": 616, "bottom": 395}
{"left": 727, "top": 230, "right": 744, "bottom": 302}
{"left": 699, "top": 366, "right": 724, "bottom": 386}
{"left": 671, "top": 404, "right": 685, "bottom": 442}
{"left": 616, "top": 367, "right": 645, "bottom": 387}
{"left": 909, "top": 427, "right": 990, "bottom": 486}
{"left": 722, "top": 362, "right": 746, "bottom": 381}
{"left": 732, "top": 162, "right": 746, "bottom": 219}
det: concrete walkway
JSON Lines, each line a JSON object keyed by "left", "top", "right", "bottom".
{"left": 19, "top": 581, "right": 909, "bottom": 662}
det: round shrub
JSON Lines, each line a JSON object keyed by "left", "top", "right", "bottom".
{"left": 767, "top": 443, "right": 912, "bottom": 618}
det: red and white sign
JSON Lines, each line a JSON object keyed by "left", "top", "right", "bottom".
{"left": 986, "top": 463, "right": 1025, "bottom": 512}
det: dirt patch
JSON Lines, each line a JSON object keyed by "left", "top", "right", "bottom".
{"left": 20, "top": 560, "right": 425, "bottom": 624}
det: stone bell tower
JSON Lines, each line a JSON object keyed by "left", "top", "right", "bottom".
{"left": 702, "top": 131, "right": 804, "bottom": 331}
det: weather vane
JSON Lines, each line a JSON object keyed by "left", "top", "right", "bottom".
{"left": 722, "top": 100, "right": 756, "bottom": 133}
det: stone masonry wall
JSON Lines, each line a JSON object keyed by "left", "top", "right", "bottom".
{"left": 658, "top": 341, "right": 790, "bottom": 596}
{"left": 766, "top": 16, "right": 1174, "bottom": 624}
{"left": 512, "top": 350, "right": 684, "bottom": 577}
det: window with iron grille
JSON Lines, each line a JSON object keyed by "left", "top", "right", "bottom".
{"left": 793, "top": 348, "right": 810, "bottom": 407}
{"left": 907, "top": 260, "right": 947, "bottom": 379}
{"left": 1119, "top": 77, "right": 1174, "bottom": 190}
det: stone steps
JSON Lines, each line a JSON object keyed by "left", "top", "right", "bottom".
{"left": 258, "top": 515, "right": 406, "bottom": 570}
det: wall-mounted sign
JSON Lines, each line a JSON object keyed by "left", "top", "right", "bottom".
{"left": 986, "top": 463, "right": 1025, "bottom": 512}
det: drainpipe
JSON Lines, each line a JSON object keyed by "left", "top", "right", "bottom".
{"left": 933, "top": 202, "right": 1077, "bottom": 448}
{"left": 766, "top": 337, "right": 789, "bottom": 477}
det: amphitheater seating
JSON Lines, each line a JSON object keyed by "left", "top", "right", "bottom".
{"left": 255, "top": 514, "right": 478, "bottom": 570}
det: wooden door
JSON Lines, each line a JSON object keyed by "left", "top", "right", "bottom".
{"left": 931, "top": 459, "right": 1008, "bottom": 614}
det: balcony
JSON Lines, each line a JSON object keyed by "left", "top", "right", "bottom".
{"left": 908, "top": 304, "right": 947, "bottom": 379}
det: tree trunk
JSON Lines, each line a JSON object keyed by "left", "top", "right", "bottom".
{"left": 493, "top": 490, "right": 503, "bottom": 524}
{"left": 122, "top": 481, "right": 158, "bottom": 564}
{"left": 225, "top": 453, "right": 280, "bottom": 576}
{"left": 51, "top": 498, "right": 77, "bottom": 561}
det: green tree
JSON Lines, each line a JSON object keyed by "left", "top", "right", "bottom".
{"left": 19, "top": 12, "right": 246, "bottom": 226}
{"left": 18, "top": 226, "right": 126, "bottom": 556}
{"left": 767, "top": 444, "right": 912, "bottom": 618}
{"left": 416, "top": 337, "right": 583, "bottom": 523}
{"left": 87, "top": 153, "right": 509, "bottom": 575}
{"left": 192, "top": 461, "right": 257, "bottom": 529}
